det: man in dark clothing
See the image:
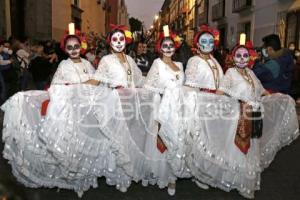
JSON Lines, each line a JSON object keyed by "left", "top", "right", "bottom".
{"left": 28, "top": 45, "right": 52, "bottom": 90}
{"left": 253, "top": 34, "right": 294, "bottom": 94}
{"left": 174, "top": 39, "right": 192, "bottom": 71}
{"left": 134, "top": 42, "right": 151, "bottom": 76}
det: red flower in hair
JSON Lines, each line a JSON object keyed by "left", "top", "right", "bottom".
{"left": 107, "top": 24, "right": 133, "bottom": 45}
{"left": 60, "top": 29, "right": 88, "bottom": 54}
{"left": 231, "top": 41, "right": 258, "bottom": 69}
{"left": 155, "top": 31, "right": 182, "bottom": 53}
{"left": 193, "top": 25, "right": 220, "bottom": 48}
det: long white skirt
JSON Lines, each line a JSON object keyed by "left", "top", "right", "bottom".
{"left": 1, "top": 85, "right": 158, "bottom": 196}
{"left": 158, "top": 88, "right": 299, "bottom": 197}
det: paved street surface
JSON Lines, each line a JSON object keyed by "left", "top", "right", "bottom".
{"left": 1, "top": 108, "right": 300, "bottom": 200}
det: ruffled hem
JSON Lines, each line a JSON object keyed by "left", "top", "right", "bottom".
{"left": 93, "top": 76, "right": 127, "bottom": 88}
{"left": 185, "top": 82, "right": 217, "bottom": 90}
{"left": 260, "top": 95, "right": 299, "bottom": 169}
{"left": 219, "top": 86, "right": 261, "bottom": 108}
{"left": 144, "top": 85, "right": 164, "bottom": 94}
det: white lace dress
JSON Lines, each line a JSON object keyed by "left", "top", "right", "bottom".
{"left": 185, "top": 55, "right": 224, "bottom": 90}
{"left": 142, "top": 58, "right": 185, "bottom": 188}
{"left": 93, "top": 54, "right": 144, "bottom": 88}
{"left": 1, "top": 58, "right": 97, "bottom": 195}
{"left": 184, "top": 67, "right": 299, "bottom": 198}
{"left": 51, "top": 58, "right": 95, "bottom": 84}
{"left": 38, "top": 54, "right": 147, "bottom": 193}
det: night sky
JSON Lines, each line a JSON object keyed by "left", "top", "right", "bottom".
{"left": 125, "top": 0, "right": 164, "bottom": 29}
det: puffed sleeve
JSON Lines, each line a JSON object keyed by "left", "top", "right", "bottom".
{"left": 185, "top": 57, "right": 201, "bottom": 88}
{"left": 92, "top": 56, "right": 109, "bottom": 82}
{"left": 85, "top": 59, "right": 96, "bottom": 75}
{"left": 144, "top": 59, "right": 164, "bottom": 94}
{"left": 128, "top": 56, "right": 145, "bottom": 87}
{"left": 250, "top": 69, "right": 266, "bottom": 96}
{"left": 218, "top": 68, "right": 234, "bottom": 94}
{"left": 51, "top": 60, "right": 68, "bottom": 85}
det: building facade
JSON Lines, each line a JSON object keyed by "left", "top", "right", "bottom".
{"left": 154, "top": 0, "right": 300, "bottom": 49}
{"left": 208, "top": 0, "right": 299, "bottom": 48}
{"left": 105, "top": 0, "right": 129, "bottom": 33}
{"left": 153, "top": 0, "right": 209, "bottom": 45}
{"left": 0, "top": 0, "right": 130, "bottom": 41}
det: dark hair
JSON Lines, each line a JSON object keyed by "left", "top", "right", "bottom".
{"left": 262, "top": 34, "right": 281, "bottom": 51}
{"left": 107, "top": 29, "right": 125, "bottom": 42}
{"left": 195, "top": 31, "right": 213, "bottom": 44}
{"left": 63, "top": 35, "right": 81, "bottom": 48}
{"left": 160, "top": 37, "right": 175, "bottom": 47}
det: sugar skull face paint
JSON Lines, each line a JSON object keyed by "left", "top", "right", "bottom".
{"left": 110, "top": 31, "right": 126, "bottom": 53}
{"left": 65, "top": 37, "right": 81, "bottom": 59}
{"left": 160, "top": 38, "right": 175, "bottom": 58}
{"left": 198, "top": 33, "right": 214, "bottom": 54}
{"left": 234, "top": 47, "right": 250, "bottom": 69}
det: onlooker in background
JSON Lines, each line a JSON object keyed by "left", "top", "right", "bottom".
{"left": 213, "top": 46, "right": 224, "bottom": 70}
{"left": 12, "top": 39, "right": 31, "bottom": 91}
{"left": 134, "top": 41, "right": 151, "bottom": 75}
{"left": 0, "top": 40, "right": 15, "bottom": 102}
{"left": 28, "top": 44, "right": 52, "bottom": 90}
{"left": 293, "top": 49, "right": 300, "bottom": 103}
{"left": 174, "top": 37, "right": 192, "bottom": 70}
{"left": 44, "top": 40, "right": 59, "bottom": 65}
{"left": 253, "top": 34, "right": 294, "bottom": 94}
{"left": 288, "top": 42, "right": 296, "bottom": 52}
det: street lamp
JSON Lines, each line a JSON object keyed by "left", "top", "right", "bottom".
{"left": 154, "top": 14, "right": 159, "bottom": 21}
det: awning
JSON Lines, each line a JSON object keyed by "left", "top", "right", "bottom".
{"left": 288, "top": 0, "right": 300, "bottom": 12}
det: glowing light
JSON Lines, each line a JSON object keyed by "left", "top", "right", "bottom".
{"left": 240, "top": 33, "right": 246, "bottom": 46}
{"left": 68, "top": 23, "right": 75, "bottom": 35}
{"left": 163, "top": 25, "right": 170, "bottom": 37}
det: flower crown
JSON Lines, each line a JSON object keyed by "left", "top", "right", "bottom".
{"left": 193, "top": 24, "right": 220, "bottom": 48}
{"left": 106, "top": 24, "right": 133, "bottom": 45}
{"left": 231, "top": 38, "right": 258, "bottom": 69}
{"left": 155, "top": 26, "right": 181, "bottom": 53}
{"left": 60, "top": 28, "right": 88, "bottom": 55}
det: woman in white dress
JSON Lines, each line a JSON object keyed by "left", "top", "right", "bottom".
{"left": 85, "top": 26, "right": 143, "bottom": 88}
{"left": 69, "top": 25, "right": 145, "bottom": 193}
{"left": 143, "top": 28, "right": 184, "bottom": 196}
{"left": 1, "top": 32, "right": 96, "bottom": 196}
{"left": 185, "top": 25, "right": 223, "bottom": 93}
{"left": 185, "top": 41, "right": 299, "bottom": 199}
{"left": 184, "top": 25, "right": 224, "bottom": 190}
{"left": 51, "top": 35, "right": 95, "bottom": 85}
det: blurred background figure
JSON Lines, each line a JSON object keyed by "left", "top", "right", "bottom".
{"left": 28, "top": 44, "right": 52, "bottom": 90}
{"left": 253, "top": 34, "right": 294, "bottom": 94}
{"left": 134, "top": 41, "right": 151, "bottom": 75}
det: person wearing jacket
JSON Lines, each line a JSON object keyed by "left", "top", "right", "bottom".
{"left": 253, "top": 34, "right": 294, "bottom": 94}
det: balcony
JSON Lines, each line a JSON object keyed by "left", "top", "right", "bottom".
{"left": 212, "top": 0, "right": 225, "bottom": 21}
{"left": 232, "top": 0, "right": 252, "bottom": 13}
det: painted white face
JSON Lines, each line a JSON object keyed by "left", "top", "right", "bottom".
{"left": 110, "top": 31, "right": 126, "bottom": 53}
{"left": 160, "top": 38, "right": 175, "bottom": 58}
{"left": 234, "top": 47, "right": 250, "bottom": 68}
{"left": 65, "top": 38, "right": 81, "bottom": 59}
{"left": 198, "top": 33, "right": 214, "bottom": 54}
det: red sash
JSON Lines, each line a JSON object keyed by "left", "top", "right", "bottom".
{"left": 200, "top": 88, "right": 217, "bottom": 94}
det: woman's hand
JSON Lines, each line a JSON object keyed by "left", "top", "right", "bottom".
{"left": 215, "top": 90, "right": 225, "bottom": 95}
{"left": 84, "top": 79, "right": 100, "bottom": 86}
{"left": 262, "top": 90, "right": 271, "bottom": 96}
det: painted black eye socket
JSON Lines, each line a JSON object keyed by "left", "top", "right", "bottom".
{"left": 66, "top": 44, "right": 81, "bottom": 51}
{"left": 236, "top": 53, "right": 249, "bottom": 59}
{"left": 243, "top": 53, "right": 249, "bottom": 58}
{"left": 162, "top": 44, "right": 174, "bottom": 49}
{"left": 236, "top": 53, "right": 242, "bottom": 58}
